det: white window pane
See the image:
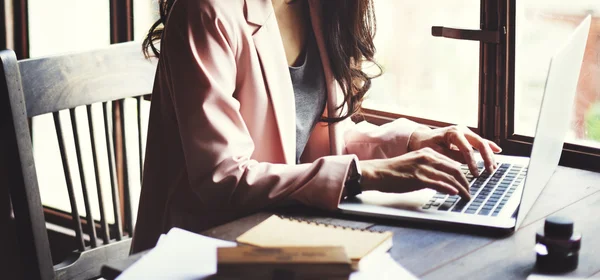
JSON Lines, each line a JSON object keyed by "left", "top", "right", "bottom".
{"left": 134, "top": 0, "right": 160, "bottom": 41}
{"left": 29, "top": 1, "right": 111, "bottom": 222}
{"left": 33, "top": 106, "right": 116, "bottom": 224}
{"left": 28, "top": 0, "right": 110, "bottom": 57}
{"left": 364, "top": 0, "right": 480, "bottom": 127}
{"left": 516, "top": 0, "right": 600, "bottom": 149}
{"left": 122, "top": 98, "right": 151, "bottom": 227}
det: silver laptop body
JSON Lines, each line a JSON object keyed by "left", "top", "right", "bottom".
{"left": 338, "top": 15, "right": 592, "bottom": 232}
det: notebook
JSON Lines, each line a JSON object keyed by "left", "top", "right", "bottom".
{"left": 235, "top": 215, "right": 393, "bottom": 270}
{"left": 217, "top": 246, "right": 353, "bottom": 279}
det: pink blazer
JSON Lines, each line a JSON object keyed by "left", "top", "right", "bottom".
{"left": 131, "top": 0, "right": 422, "bottom": 253}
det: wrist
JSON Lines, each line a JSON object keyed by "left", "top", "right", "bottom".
{"left": 357, "top": 160, "right": 378, "bottom": 192}
{"left": 408, "top": 125, "right": 431, "bottom": 152}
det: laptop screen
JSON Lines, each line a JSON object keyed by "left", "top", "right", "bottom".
{"left": 515, "top": 15, "right": 591, "bottom": 229}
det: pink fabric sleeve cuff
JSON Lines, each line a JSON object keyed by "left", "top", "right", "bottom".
{"left": 343, "top": 118, "right": 427, "bottom": 160}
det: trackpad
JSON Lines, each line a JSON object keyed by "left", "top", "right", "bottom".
{"left": 353, "top": 189, "right": 436, "bottom": 211}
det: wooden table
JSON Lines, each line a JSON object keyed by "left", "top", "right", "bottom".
{"left": 103, "top": 165, "right": 600, "bottom": 279}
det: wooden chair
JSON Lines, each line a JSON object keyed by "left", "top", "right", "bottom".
{"left": 0, "top": 42, "right": 157, "bottom": 280}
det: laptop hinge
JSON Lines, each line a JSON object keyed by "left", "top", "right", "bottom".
{"left": 432, "top": 26, "right": 501, "bottom": 44}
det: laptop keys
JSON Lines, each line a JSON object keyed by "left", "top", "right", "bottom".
{"left": 479, "top": 208, "right": 491, "bottom": 215}
{"left": 451, "top": 198, "right": 468, "bottom": 212}
{"left": 438, "top": 198, "right": 457, "bottom": 211}
{"left": 423, "top": 162, "right": 528, "bottom": 215}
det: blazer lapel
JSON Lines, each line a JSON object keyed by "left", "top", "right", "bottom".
{"left": 247, "top": 0, "right": 296, "bottom": 164}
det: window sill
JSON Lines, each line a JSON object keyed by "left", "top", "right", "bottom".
{"left": 358, "top": 103, "right": 480, "bottom": 135}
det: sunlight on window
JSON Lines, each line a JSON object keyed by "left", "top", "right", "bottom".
{"left": 28, "top": 0, "right": 110, "bottom": 57}
{"left": 29, "top": 0, "right": 112, "bottom": 222}
{"left": 364, "top": 0, "right": 480, "bottom": 127}
{"left": 516, "top": 0, "right": 600, "bottom": 149}
{"left": 134, "top": 0, "right": 160, "bottom": 41}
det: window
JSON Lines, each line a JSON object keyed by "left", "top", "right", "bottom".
{"left": 133, "top": 0, "right": 159, "bottom": 41}
{"left": 515, "top": 1, "right": 600, "bottom": 149}
{"left": 365, "top": 0, "right": 481, "bottom": 128}
{"left": 500, "top": 0, "right": 600, "bottom": 171}
{"left": 29, "top": 0, "right": 112, "bottom": 218}
{"left": 365, "top": 0, "right": 600, "bottom": 171}
{"left": 28, "top": 0, "right": 110, "bottom": 57}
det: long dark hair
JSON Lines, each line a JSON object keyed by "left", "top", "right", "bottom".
{"left": 143, "top": 0, "right": 381, "bottom": 123}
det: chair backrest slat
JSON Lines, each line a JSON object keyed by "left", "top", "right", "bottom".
{"left": 137, "top": 96, "right": 144, "bottom": 180}
{"left": 117, "top": 100, "right": 135, "bottom": 236}
{"left": 86, "top": 104, "right": 110, "bottom": 245}
{"left": 103, "top": 102, "right": 124, "bottom": 241}
{"left": 2, "top": 41, "right": 157, "bottom": 279}
{"left": 52, "top": 112, "right": 86, "bottom": 252}
{"left": 68, "top": 108, "right": 99, "bottom": 248}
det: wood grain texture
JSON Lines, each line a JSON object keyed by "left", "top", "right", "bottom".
{"left": 101, "top": 250, "right": 148, "bottom": 280}
{"left": 519, "top": 166, "right": 600, "bottom": 227}
{"left": 19, "top": 42, "right": 157, "bottom": 117}
{"left": 0, "top": 48, "right": 54, "bottom": 280}
{"left": 421, "top": 192, "right": 600, "bottom": 280}
{"left": 366, "top": 166, "right": 600, "bottom": 278}
{"left": 54, "top": 239, "right": 132, "bottom": 280}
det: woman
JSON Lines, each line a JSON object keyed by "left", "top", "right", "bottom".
{"left": 131, "top": 0, "right": 502, "bottom": 253}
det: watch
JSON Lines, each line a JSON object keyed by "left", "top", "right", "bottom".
{"left": 344, "top": 159, "right": 362, "bottom": 199}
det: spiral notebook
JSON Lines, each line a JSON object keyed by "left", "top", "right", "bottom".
{"left": 236, "top": 215, "right": 393, "bottom": 269}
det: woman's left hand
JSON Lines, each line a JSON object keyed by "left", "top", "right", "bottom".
{"left": 408, "top": 125, "right": 502, "bottom": 177}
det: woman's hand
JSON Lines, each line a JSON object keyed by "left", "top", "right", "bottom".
{"left": 408, "top": 125, "right": 502, "bottom": 177}
{"left": 359, "top": 148, "right": 471, "bottom": 200}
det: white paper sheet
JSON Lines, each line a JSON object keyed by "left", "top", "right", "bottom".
{"left": 350, "top": 253, "right": 419, "bottom": 280}
{"left": 117, "top": 228, "right": 236, "bottom": 280}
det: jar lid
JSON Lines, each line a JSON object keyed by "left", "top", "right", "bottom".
{"left": 544, "top": 215, "right": 573, "bottom": 239}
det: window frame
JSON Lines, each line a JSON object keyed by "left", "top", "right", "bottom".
{"left": 3, "top": 0, "right": 30, "bottom": 59}
{"left": 363, "top": 0, "right": 496, "bottom": 140}
{"left": 498, "top": 0, "right": 600, "bottom": 172}
{"left": 363, "top": 0, "right": 600, "bottom": 172}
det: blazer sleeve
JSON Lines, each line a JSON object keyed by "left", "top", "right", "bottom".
{"left": 342, "top": 117, "right": 427, "bottom": 160}
{"left": 161, "top": 1, "right": 354, "bottom": 213}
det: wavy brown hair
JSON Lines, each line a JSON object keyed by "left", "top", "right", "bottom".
{"left": 143, "top": 0, "right": 381, "bottom": 123}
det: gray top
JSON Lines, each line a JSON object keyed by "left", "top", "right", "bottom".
{"left": 289, "top": 31, "right": 327, "bottom": 164}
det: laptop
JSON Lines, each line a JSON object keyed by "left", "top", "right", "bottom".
{"left": 339, "top": 15, "right": 592, "bottom": 233}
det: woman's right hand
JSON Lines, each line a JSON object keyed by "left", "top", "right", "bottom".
{"left": 359, "top": 147, "right": 471, "bottom": 200}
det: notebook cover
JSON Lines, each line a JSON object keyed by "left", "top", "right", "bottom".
{"left": 235, "top": 215, "right": 393, "bottom": 266}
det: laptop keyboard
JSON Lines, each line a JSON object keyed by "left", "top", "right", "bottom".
{"left": 422, "top": 162, "right": 528, "bottom": 216}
